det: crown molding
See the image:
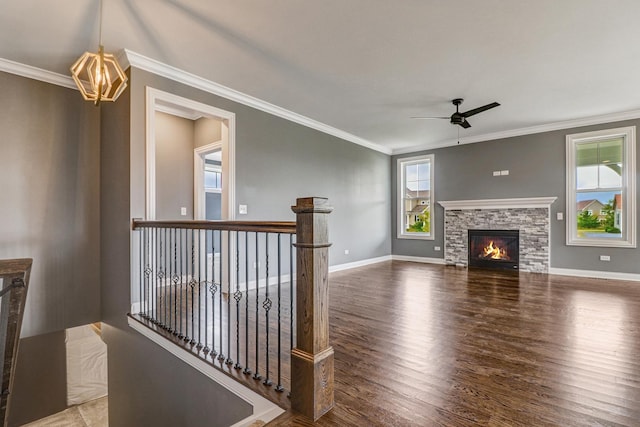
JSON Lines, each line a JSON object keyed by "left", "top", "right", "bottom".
{"left": 123, "top": 49, "right": 391, "bottom": 155}
{"left": 0, "top": 57, "right": 77, "bottom": 90}
{"left": 393, "top": 109, "right": 640, "bottom": 155}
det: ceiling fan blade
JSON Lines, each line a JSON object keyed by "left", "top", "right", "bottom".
{"left": 460, "top": 102, "right": 500, "bottom": 118}
{"left": 411, "top": 116, "right": 449, "bottom": 120}
{"left": 459, "top": 120, "right": 471, "bottom": 129}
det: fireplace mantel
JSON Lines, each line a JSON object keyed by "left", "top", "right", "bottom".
{"left": 438, "top": 197, "right": 557, "bottom": 211}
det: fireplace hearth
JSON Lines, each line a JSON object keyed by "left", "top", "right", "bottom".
{"left": 468, "top": 229, "right": 519, "bottom": 270}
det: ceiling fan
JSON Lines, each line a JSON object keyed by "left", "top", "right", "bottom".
{"left": 412, "top": 98, "right": 500, "bottom": 128}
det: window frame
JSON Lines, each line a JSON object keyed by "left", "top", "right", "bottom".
{"left": 204, "top": 163, "right": 222, "bottom": 194}
{"left": 566, "top": 126, "right": 636, "bottom": 248}
{"left": 397, "top": 154, "right": 435, "bottom": 240}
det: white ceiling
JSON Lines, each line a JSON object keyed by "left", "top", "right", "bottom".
{"left": 3, "top": 1, "right": 640, "bottom": 154}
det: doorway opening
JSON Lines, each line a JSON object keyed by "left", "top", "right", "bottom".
{"left": 145, "top": 87, "right": 235, "bottom": 221}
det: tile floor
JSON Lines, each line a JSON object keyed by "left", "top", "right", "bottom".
{"left": 22, "top": 396, "right": 107, "bottom": 427}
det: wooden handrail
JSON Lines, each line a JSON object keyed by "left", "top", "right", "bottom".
{"left": 0, "top": 258, "right": 32, "bottom": 427}
{"left": 131, "top": 219, "right": 296, "bottom": 234}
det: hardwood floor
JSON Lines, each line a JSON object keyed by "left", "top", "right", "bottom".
{"left": 270, "top": 261, "right": 640, "bottom": 426}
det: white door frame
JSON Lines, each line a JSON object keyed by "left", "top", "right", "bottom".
{"left": 145, "top": 86, "right": 235, "bottom": 221}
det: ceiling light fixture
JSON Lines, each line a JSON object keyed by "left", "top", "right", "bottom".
{"left": 70, "top": 0, "right": 127, "bottom": 106}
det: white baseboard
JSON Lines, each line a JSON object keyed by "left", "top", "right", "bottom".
{"left": 128, "top": 317, "right": 284, "bottom": 426}
{"left": 329, "top": 255, "right": 392, "bottom": 273}
{"left": 548, "top": 267, "right": 640, "bottom": 282}
{"left": 391, "top": 255, "right": 446, "bottom": 265}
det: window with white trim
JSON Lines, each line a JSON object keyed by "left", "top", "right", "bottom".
{"left": 397, "top": 154, "right": 434, "bottom": 239}
{"left": 204, "top": 163, "right": 222, "bottom": 193}
{"left": 566, "top": 126, "right": 636, "bottom": 247}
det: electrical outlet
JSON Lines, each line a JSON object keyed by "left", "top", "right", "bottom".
{"left": 344, "top": 249, "right": 349, "bottom": 255}
{"left": 492, "top": 171, "right": 501, "bottom": 176}
{"left": 180, "top": 207, "right": 187, "bottom": 216}
{"left": 434, "top": 246, "right": 441, "bottom": 251}
{"left": 600, "top": 255, "right": 611, "bottom": 261}
{"left": 500, "top": 170, "right": 509, "bottom": 176}
{"left": 557, "top": 212, "right": 564, "bottom": 220}
{"left": 239, "top": 204, "right": 248, "bottom": 215}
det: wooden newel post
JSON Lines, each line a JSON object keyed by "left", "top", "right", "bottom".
{"left": 290, "top": 197, "right": 334, "bottom": 420}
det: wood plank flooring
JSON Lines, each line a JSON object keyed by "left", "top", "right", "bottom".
{"left": 270, "top": 261, "right": 640, "bottom": 426}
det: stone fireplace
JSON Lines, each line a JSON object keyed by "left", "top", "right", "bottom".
{"left": 438, "top": 197, "right": 557, "bottom": 273}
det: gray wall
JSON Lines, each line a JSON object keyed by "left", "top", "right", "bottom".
{"left": 392, "top": 118, "right": 640, "bottom": 274}
{"left": 132, "top": 68, "right": 391, "bottom": 267}
{"left": 0, "top": 71, "right": 101, "bottom": 337}
{"left": 155, "top": 111, "right": 195, "bottom": 220}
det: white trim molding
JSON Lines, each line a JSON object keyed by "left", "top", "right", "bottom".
{"left": 438, "top": 197, "right": 557, "bottom": 211}
{"left": 124, "top": 50, "right": 391, "bottom": 155}
{"left": 329, "top": 255, "right": 392, "bottom": 273}
{"left": 0, "top": 57, "right": 77, "bottom": 89}
{"left": 392, "top": 255, "right": 446, "bottom": 265}
{"left": 549, "top": 267, "right": 640, "bottom": 282}
{"left": 128, "top": 318, "right": 284, "bottom": 426}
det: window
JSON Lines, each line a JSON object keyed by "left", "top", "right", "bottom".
{"left": 398, "top": 154, "right": 434, "bottom": 239}
{"left": 566, "top": 126, "right": 636, "bottom": 247}
{"left": 204, "top": 164, "right": 222, "bottom": 193}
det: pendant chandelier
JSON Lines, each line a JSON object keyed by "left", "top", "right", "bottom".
{"left": 70, "top": 0, "right": 127, "bottom": 106}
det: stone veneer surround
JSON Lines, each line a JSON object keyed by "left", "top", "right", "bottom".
{"left": 439, "top": 198, "right": 557, "bottom": 273}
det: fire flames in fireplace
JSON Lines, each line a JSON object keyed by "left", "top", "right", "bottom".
{"left": 481, "top": 241, "right": 510, "bottom": 260}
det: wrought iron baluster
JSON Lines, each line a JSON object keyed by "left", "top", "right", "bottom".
{"left": 263, "top": 233, "right": 272, "bottom": 386}
{"left": 203, "top": 229, "right": 210, "bottom": 355}
{"left": 253, "top": 231, "right": 261, "bottom": 380}
{"left": 275, "top": 233, "right": 284, "bottom": 392}
{"left": 234, "top": 231, "right": 242, "bottom": 370}
{"left": 138, "top": 228, "right": 143, "bottom": 317}
{"left": 217, "top": 230, "right": 224, "bottom": 362}
{"left": 178, "top": 229, "right": 185, "bottom": 339}
{"left": 143, "top": 228, "right": 151, "bottom": 318}
{"left": 172, "top": 228, "right": 179, "bottom": 335}
{"left": 189, "top": 229, "right": 196, "bottom": 344}
{"left": 162, "top": 228, "right": 167, "bottom": 328}
{"left": 210, "top": 230, "right": 218, "bottom": 358}
{"left": 290, "top": 233, "right": 294, "bottom": 350}
{"left": 155, "top": 227, "right": 159, "bottom": 324}
{"left": 226, "top": 230, "right": 233, "bottom": 365}
{"left": 197, "top": 229, "right": 203, "bottom": 350}
{"left": 243, "top": 231, "right": 251, "bottom": 375}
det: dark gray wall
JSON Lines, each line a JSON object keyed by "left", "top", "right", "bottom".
{"left": 392, "top": 118, "right": 640, "bottom": 274}
{"left": 155, "top": 111, "right": 195, "bottom": 220}
{"left": 8, "top": 331, "right": 67, "bottom": 426}
{"left": 0, "top": 71, "right": 101, "bottom": 338}
{"left": 0, "top": 71, "right": 100, "bottom": 424}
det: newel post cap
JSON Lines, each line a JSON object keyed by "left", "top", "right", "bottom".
{"left": 291, "top": 197, "right": 334, "bottom": 214}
